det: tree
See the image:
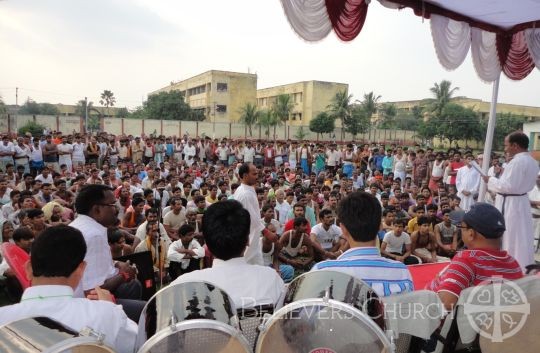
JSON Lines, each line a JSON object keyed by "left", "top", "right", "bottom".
{"left": 428, "top": 80, "right": 459, "bottom": 118}
{"left": 294, "top": 126, "right": 309, "bottom": 140}
{"left": 328, "top": 90, "right": 353, "bottom": 140}
{"left": 75, "top": 99, "right": 93, "bottom": 117}
{"left": 39, "top": 103, "right": 60, "bottom": 115}
{"left": 129, "top": 106, "right": 147, "bottom": 119}
{"left": 18, "top": 121, "right": 46, "bottom": 136}
{"left": 144, "top": 91, "right": 191, "bottom": 120}
{"left": 99, "top": 90, "right": 116, "bottom": 117}
{"left": 273, "top": 94, "right": 294, "bottom": 139}
{"left": 490, "top": 113, "right": 526, "bottom": 150}
{"left": 430, "top": 103, "right": 480, "bottom": 147}
{"left": 19, "top": 98, "right": 59, "bottom": 115}
{"left": 257, "top": 109, "right": 277, "bottom": 139}
{"left": 378, "top": 103, "right": 397, "bottom": 129}
{"left": 359, "top": 91, "right": 381, "bottom": 140}
{"left": 343, "top": 106, "right": 370, "bottom": 139}
{"left": 117, "top": 107, "right": 129, "bottom": 119}
{"left": 394, "top": 112, "right": 420, "bottom": 131}
{"left": 0, "top": 95, "right": 6, "bottom": 115}
{"left": 239, "top": 102, "right": 260, "bottom": 137}
{"left": 309, "top": 112, "right": 335, "bottom": 140}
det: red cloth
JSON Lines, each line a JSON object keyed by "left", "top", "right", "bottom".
{"left": 325, "top": 0, "right": 369, "bottom": 41}
{"left": 283, "top": 219, "right": 311, "bottom": 235}
{"left": 407, "top": 262, "right": 448, "bottom": 291}
{"left": 496, "top": 31, "right": 536, "bottom": 81}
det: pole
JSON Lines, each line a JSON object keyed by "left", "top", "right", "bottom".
{"left": 84, "top": 97, "right": 89, "bottom": 134}
{"left": 478, "top": 74, "right": 501, "bottom": 202}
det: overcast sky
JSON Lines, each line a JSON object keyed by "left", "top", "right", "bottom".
{"left": 1, "top": 0, "right": 539, "bottom": 110}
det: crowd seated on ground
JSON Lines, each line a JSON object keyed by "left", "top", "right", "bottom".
{"left": 0, "top": 130, "right": 538, "bottom": 352}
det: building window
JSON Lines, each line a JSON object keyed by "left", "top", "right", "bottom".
{"left": 217, "top": 83, "right": 228, "bottom": 92}
{"left": 216, "top": 105, "right": 227, "bottom": 113}
{"left": 298, "top": 113, "right": 302, "bottom": 120}
{"left": 188, "top": 84, "right": 206, "bottom": 96}
{"left": 295, "top": 92, "right": 303, "bottom": 103}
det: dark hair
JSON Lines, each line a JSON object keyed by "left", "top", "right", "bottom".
{"left": 132, "top": 197, "right": 145, "bottom": 207}
{"left": 337, "top": 191, "right": 381, "bottom": 242}
{"left": 238, "top": 163, "right": 251, "bottom": 179}
{"left": 143, "top": 189, "right": 153, "bottom": 197}
{"left": 261, "top": 204, "right": 274, "bottom": 213}
{"left": 426, "top": 204, "right": 438, "bottom": 211}
{"left": 319, "top": 208, "right": 333, "bottom": 219}
{"left": 382, "top": 208, "right": 395, "bottom": 217}
{"left": 194, "top": 195, "right": 205, "bottom": 204}
{"left": 31, "top": 225, "right": 86, "bottom": 277}
{"left": 394, "top": 218, "right": 407, "bottom": 227}
{"left": 508, "top": 131, "right": 529, "bottom": 149}
{"left": 107, "top": 228, "right": 124, "bottom": 244}
{"left": 178, "top": 224, "right": 195, "bottom": 237}
{"left": 415, "top": 206, "right": 425, "bottom": 213}
{"left": 75, "top": 185, "right": 112, "bottom": 215}
{"left": 293, "top": 217, "right": 308, "bottom": 228}
{"left": 26, "top": 208, "right": 44, "bottom": 219}
{"left": 13, "top": 227, "right": 34, "bottom": 242}
{"left": 202, "top": 200, "right": 250, "bottom": 260}
{"left": 417, "top": 216, "right": 431, "bottom": 226}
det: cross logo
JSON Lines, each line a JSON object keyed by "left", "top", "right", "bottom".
{"left": 463, "top": 277, "right": 530, "bottom": 342}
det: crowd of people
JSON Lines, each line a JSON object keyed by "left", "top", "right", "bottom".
{"left": 0, "top": 129, "right": 538, "bottom": 352}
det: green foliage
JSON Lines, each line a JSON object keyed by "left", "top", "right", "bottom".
{"left": 273, "top": 94, "right": 294, "bottom": 123}
{"left": 428, "top": 80, "right": 459, "bottom": 118}
{"left": 257, "top": 109, "right": 278, "bottom": 139}
{"left": 360, "top": 91, "right": 381, "bottom": 118}
{"left": 343, "top": 106, "right": 370, "bottom": 138}
{"left": 144, "top": 91, "right": 192, "bottom": 120}
{"left": 99, "top": 90, "right": 116, "bottom": 117}
{"left": 87, "top": 116, "right": 100, "bottom": 131}
{"left": 309, "top": 112, "right": 335, "bottom": 136}
{"left": 129, "top": 106, "right": 147, "bottom": 119}
{"left": 378, "top": 103, "right": 397, "bottom": 129}
{"left": 75, "top": 100, "right": 93, "bottom": 117}
{"left": 294, "top": 126, "right": 308, "bottom": 140}
{"left": 18, "top": 121, "right": 45, "bottom": 136}
{"left": 0, "top": 96, "right": 6, "bottom": 115}
{"left": 117, "top": 107, "right": 129, "bottom": 119}
{"left": 19, "top": 98, "right": 59, "bottom": 115}
{"left": 394, "top": 113, "right": 420, "bottom": 131}
{"left": 239, "top": 102, "right": 260, "bottom": 137}
{"left": 328, "top": 90, "right": 353, "bottom": 126}
{"left": 490, "top": 112, "right": 526, "bottom": 150}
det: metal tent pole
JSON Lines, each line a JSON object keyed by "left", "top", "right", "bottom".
{"left": 478, "top": 74, "right": 501, "bottom": 202}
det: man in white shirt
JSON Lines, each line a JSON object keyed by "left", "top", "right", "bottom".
{"left": 326, "top": 144, "right": 341, "bottom": 173}
{"left": 233, "top": 163, "right": 264, "bottom": 265}
{"left": 242, "top": 141, "right": 256, "bottom": 164}
{"left": 0, "top": 225, "right": 138, "bottom": 353}
{"left": 182, "top": 140, "right": 196, "bottom": 166}
{"left": 13, "top": 137, "right": 31, "bottom": 174}
{"left": 216, "top": 141, "right": 229, "bottom": 166}
{"left": 167, "top": 223, "right": 205, "bottom": 280}
{"left": 135, "top": 208, "right": 171, "bottom": 244}
{"left": 529, "top": 173, "right": 540, "bottom": 250}
{"left": 163, "top": 198, "right": 187, "bottom": 240}
{"left": 35, "top": 166, "right": 54, "bottom": 184}
{"left": 0, "top": 135, "right": 15, "bottom": 172}
{"left": 70, "top": 184, "right": 144, "bottom": 322}
{"left": 171, "top": 200, "right": 283, "bottom": 309}
{"left": 456, "top": 154, "right": 480, "bottom": 211}
{"left": 310, "top": 209, "right": 346, "bottom": 260}
{"left": 274, "top": 189, "right": 291, "bottom": 226}
{"left": 57, "top": 136, "right": 74, "bottom": 172}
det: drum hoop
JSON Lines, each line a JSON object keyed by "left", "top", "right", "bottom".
{"left": 43, "top": 337, "right": 115, "bottom": 353}
{"left": 137, "top": 319, "right": 251, "bottom": 353}
{"left": 256, "top": 298, "right": 390, "bottom": 352}
{"left": 289, "top": 269, "right": 372, "bottom": 289}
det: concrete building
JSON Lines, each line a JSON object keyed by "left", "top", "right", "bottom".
{"left": 256, "top": 80, "right": 349, "bottom": 126}
{"left": 149, "top": 70, "right": 257, "bottom": 123}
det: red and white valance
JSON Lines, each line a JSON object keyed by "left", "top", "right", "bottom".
{"left": 279, "top": 0, "right": 540, "bottom": 81}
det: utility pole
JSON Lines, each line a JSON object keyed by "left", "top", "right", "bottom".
{"left": 15, "top": 87, "right": 18, "bottom": 106}
{"left": 85, "top": 97, "right": 89, "bottom": 134}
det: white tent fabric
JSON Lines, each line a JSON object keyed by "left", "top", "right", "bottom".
{"left": 430, "top": 14, "right": 470, "bottom": 70}
{"left": 525, "top": 28, "right": 540, "bottom": 68}
{"left": 471, "top": 28, "right": 502, "bottom": 82}
{"left": 280, "top": 0, "right": 332, "bottom": 42}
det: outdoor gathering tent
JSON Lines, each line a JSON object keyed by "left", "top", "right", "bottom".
{"left": 279, "top": 0, "right": 540, "bottom": 200}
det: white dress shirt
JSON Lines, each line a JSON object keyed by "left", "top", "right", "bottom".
{"left": 233, "top": 183, "right": 264, "bottom": 265}
{"left": 70, "top": 215, "right": 118, "bottom": 296}
{"left": 167, "top": 239, "right": 205, "bottom": 269}
{"left": 171, "top": 257, "right": 284, "bottom": 309}
{"left": 0, "top": 285, "right": 138, "bottom": 353}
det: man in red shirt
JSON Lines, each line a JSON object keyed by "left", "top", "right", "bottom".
{"left": 448, "top": 152, "right": 464, "bottom": 186}
{"left": 429, "top": 203, "right": 523, "bottom": 310}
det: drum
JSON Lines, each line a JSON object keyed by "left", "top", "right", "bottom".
{"left": 283, "top": 270, "right": 384, "bottom": 329}
{"left": 137, "top": 319, "right": 251, "bottom": 353}
{"left": 137, "top": 281, "right": 238, "bottom": 346}
{"left": 0, "top": 317, "right": 115, "bottom": 353}
{"left": 256, "top": 298, "right": 391, "bottom": 353}
{"left": 1, "top": 242, "right": 31, "bottom": 289}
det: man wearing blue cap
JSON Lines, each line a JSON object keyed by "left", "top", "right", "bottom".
{"left": 428, "top": 203, "right": 523, "bottom": 310}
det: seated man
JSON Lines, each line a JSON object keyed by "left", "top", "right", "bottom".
{"left": 167, "top": 224, "right": 205, "bottom": 280}
{"left": 278, "top": 217, "right": 315, "bottom": 277}
{"left": 310, "top": 209, "right": 347, "bottom": 261}
{"left": 171, "top": 200, "right": 284, "bottom": 309}
{"left": 410, "top": 216, "right": 442, "bottom": 263}
{"left": 0, "top": 225, "right": 137, "bottom": 353}
{"left": 381, "top": 219, "right": 419, "bottom": 265}
{"left": 312, "top": 191, "right": 414, "bottom": 297}
{"left": 428, "top": 203, "right": 523, "bottom": 310}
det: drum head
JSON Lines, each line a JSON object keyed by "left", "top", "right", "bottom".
{"left": 283, "top": 270, "right": 384, "bottom": 328}
{"left": 256, "top": 299, "right": 390, "bottom": 353}
{"left": 137, "top": 319, "right": 251, "bottom": 353}
{"left": 138, "top": 281, "right": 237, "bottom": 342}
{"left": 1, "top": 242, "right": 31, "bottom": 289}
{"left": 0, "top": 317, "right": 115, "bottom": 353}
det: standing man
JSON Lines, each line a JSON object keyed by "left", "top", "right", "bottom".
{"left": 528, "top": 173, "right": 540, "bottom": 250}
{"left": 14, "top": 137, "right": 31, "bottom": 174}
{"left": 0, "top": 135, "right": 15, "bottom": 172}
{"left": 483, "top": 132, "right": 539, "bottom": 270}
{"left": 233, "top": 163, "right": 264, "bottom": 265}
{"left": 42, "top": 135, "right": 59, "bottom": 173}
{"left": 456, "top": 154, "right": 480, "bottom": 211}
{"left": 57, "top": 136, "right": 73, "bottom": 172}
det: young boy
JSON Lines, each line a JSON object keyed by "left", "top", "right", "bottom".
{"left": 410, "top": 216, "right": 440, "bottom": 263}
{"left": 381, "top": 219, "right": 419, "bottom": 265}
{"left": 434, "top": 209, "right": 458, "bottom": 257}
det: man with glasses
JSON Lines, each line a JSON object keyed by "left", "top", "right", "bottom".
{"left": 70, "top": 184, "right": 144, "bottom": 321}
{"left": 428, "top": 203, "right": 523, "bottom": 310}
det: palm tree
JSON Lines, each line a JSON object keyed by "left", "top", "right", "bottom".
{"left": 239, "top": 102, "right": 260, "bottom": 137}
{"left": 359, "top": 91, "right": 381, "bottom": 141}
{"left": 273, "top": 94, "right": 294, "bottom": 139}
{"left": 429, "top": 80, "right": 459, "bottom": 118}
{"left": 257, "top": 109, "right": 277, "bottom": 140}
{"left": 99, "top": 90, "right": 116, "bottom": 118}
{"left": 327, "top": 90, "right": 353, "bottom": 140}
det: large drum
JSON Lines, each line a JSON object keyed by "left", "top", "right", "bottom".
{"left": 256, "top": 298, "right": 391, "bottom": 353}
{"left": 137, "top": 319, "right": 251, "bottom": 353}
{"left": 283, "top": 270, "right": 385, "bottom": 329}
{"left": 137, "top": 282, "right": 238, "bottom": 346}
{"left": 0, "top": 317, "right": 115, "bottom": 353}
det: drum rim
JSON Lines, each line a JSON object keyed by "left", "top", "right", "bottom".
{"left": 256, "top": 298, "right": 390, "bottom": 352}
{"left": 136, "top": 319, "right": 251, "bottom": 353}
{"left": 287, "top": 269, "right": 372, "bottom": 290}
{"left": 44, "top": 337, "right": 115, "bottom": 353}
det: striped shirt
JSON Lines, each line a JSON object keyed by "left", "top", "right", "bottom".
{"left": 428, "top": 248, "right": 523, "bottom": 297}
{"left": 312, "top": 247, "right": 414, "bottom": 297}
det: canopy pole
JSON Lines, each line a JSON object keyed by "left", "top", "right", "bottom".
{"left": 478, "top": 73, "right": 501, "bottom": 202}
